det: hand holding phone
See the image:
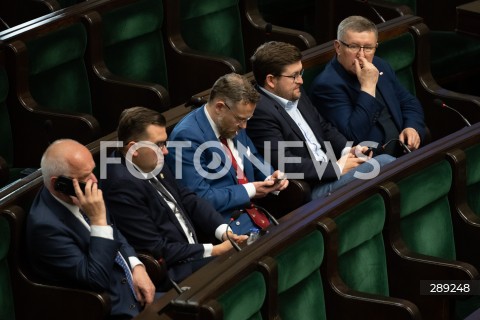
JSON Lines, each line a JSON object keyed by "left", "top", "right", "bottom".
{"left": 54, "top": 175, "right": 86, "bottom": 197}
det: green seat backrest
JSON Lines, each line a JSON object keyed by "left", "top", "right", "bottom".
{"left": 304, "top": 63, "right": 327, "bottom": 96}
{"left": 397, "top": 160, "right": 455, "bottom": 260}
{"left": 334, "top": 194, "right": 389, "bottom": 296}
{"left": 0, "top": 216, "right": 15, "bottom": 320}
{"left": 466, "top": 144, "right": 480, "bottom": 216}
{"left": 217, "top": 270, "right": 266, "bottom": 320}
{"left": 27, "top": 23, "right": 92, "bottom": 115}
{"left": 275, "top": 230, "right": 326, "bottom": 320}
{"left": 375, "top": 33, "right": 416, "bottom": 96}
{"left": 102, "top": 0, "right": 168, "bottom": 90}
{"left": 180, "top": 0, "right": 246, "bottom": 70}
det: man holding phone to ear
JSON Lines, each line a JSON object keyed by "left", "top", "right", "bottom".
{"left": 26, "top": 139, "right": 155, "bottom": 319}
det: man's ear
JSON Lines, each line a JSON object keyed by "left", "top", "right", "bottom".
{"left": 265, "top": 74, "right": 276, "bottom": 90}
{"left": 125, "top": 141, "right": 139, "bottom": 157}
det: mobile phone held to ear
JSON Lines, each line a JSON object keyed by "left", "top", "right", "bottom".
{"left": 54, "top": 176, "right": 86, "bottom": 197}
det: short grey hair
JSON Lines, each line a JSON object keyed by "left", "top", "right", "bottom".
{"left": 40, "top": 139, "right": 72, "bottom": 185}
{"left": 337, "top": 16, "right": 378, "bottom": 41}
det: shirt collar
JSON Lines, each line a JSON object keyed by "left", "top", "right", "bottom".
{"left": 258, "top": 86, "right": 299, "bottom": 111}
{"left": 204, "top": 105, "right": 221, "bottom": 140}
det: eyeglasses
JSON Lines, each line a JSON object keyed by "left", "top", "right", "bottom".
{"left": 223, "top": 102, "right": 252, "bottom": 124}
{"left": 338, "top": 40, "right": 377, "bottom": 53}
{"left": 277, "top": 69, "right": 304, "bottom": 83}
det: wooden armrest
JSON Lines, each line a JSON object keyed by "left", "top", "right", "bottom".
{"left": 137, "top": 252, "right": 168, "bottom": 289}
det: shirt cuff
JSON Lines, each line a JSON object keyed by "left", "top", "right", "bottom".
{"left": 90, "top": 225, "right": 113, "bottom": 239}
{"left": 203, "top": 244, "right": 213, "bottom": 258}
{"left": 341, "top": 147, "right": 351, "bottom": 157}
{"left": 129, "top": 257, "right": 143, "bottom": 270}
{"left": 215, "top": 223, "right": 229, "bottom": 240}
{"left": 243, "top": 182, "right": 256, "bottom": 199}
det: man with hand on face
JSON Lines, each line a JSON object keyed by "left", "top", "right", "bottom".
{"left": 310, "top": 16, "right": 425, "bottom": 156}
{"left": 26, "top": 139, "right": 155, "bottom": 320}
{"left": 101, "top": 106, "right": 247, "bottom": 289}
{"left": 167, "top": 73, "right": 289, "bottom": 236}
{"left": 247, "top": 41, "right": 395, "bottom": 200}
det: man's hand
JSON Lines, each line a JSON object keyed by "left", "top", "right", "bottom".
{"left": 399, "top": 128, "right": 421, "bottom": 150}
{"left": 337, "top": 152, "right": 367, "bottom": 175}
{"left": 269, "top": 170, "right": 289, "bottom": 191}
{"left": 354, "top": 57, "right": 379, "bottom": 96}
{"left": 212, "top": 240, "right": 234, "bottom": 256}
{"left": 132, "top": 264, "right": 156, "bottom": 306}
{"left": 222, "top": 231, "right": 248, "bottom": 244}
{"left": 72, "top": 179, "right": 107, "bottom": 226}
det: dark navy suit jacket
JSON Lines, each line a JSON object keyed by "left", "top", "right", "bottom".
{"left": 26, "top": 187, "right": 140, "bottom": 318}
{"left": 310, "top": 56, "right": 425, "bottom": 145}
{"left": 101, "top": 153, "right": 224, "bottom": 284}
{"left": 167, "top": 106, "right": 272, "bottom": 235}
{"left": 246, "top": 86, "right": 348, "bottom": 185}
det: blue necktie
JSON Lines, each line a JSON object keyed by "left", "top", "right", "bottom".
{"left": 80, "top": 210, "right": 137, "bottom": 300}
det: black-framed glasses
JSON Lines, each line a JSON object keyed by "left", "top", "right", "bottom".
{"left": 223, "top": 102, "right": 252, "bottom": 124}
{"left": 338, "top": 40, "right": 377, "bottom": 53}
{"left": 277, "top": 69, "right": 304, "bottom": 83}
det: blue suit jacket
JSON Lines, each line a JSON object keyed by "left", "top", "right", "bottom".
{"left": 26, "top": 187, "right": 140, "bottom": 318}
{"left": 167, "top": 106, "right": 272, "bottom": 235}
{"left": 310, "top": 56, "right": 425, "bottom": 145}
{"left": 246, "top": 86, "right": 348, "bottom": 185}
{"left": 101, "top": 154, "right": 225, "bottom": 284}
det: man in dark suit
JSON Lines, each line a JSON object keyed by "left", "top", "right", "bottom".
{"left": 167, "top": 73, "right": 288, "bottom": 235}
{"left": 310, "top": 16, "right": 425, "bottom": 156}
{"left": 101, "top": 106, "right": 247, "bottom": 287}
{"left": 26, "top": 139, "right": 155, "bottom": 319}
{"left": 247, "top": 41, "right": 395, "bottom": 199}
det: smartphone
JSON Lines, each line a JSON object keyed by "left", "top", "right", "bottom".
{"left": 273, "top": 177, "right": 286, "bottom": 185}
{"left": 363, "top": 147, "right": 374, "bottom": 155}
{"left": 54, "top": 175, "right": 86, "bottom": 197}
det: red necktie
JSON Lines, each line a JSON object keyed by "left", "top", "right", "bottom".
{"left": 220, "top": 138, "right": 270, "bottom": 229}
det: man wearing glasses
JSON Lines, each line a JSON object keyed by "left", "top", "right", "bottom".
{"left": 167, "top": 73, "right": 288, "bottom": 235}
{"left": 247, "top": 41, "right": 395, "bottom": 200}
{"left": 310, "top": 16, "right": 425, "bottom": 157}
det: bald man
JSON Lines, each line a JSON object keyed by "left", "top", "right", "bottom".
{"left": 26, "top": 139, "right": 155, "bottom": 320}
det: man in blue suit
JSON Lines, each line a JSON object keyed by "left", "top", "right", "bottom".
{"left": 26, "top": 139, "right": 155, "bottom": 319}
{"left": 310, "top": 16, "right": 425, "bottom": 156}
{"left": 247, "top": 41, "right": 395, "bottom": 200}
{"left": 101, "top": 106, "right": 247, "bottom": 287}
{"left": 167, "top": 73, "right": 288, "bottom": 235}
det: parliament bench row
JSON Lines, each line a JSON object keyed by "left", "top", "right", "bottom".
{"left": 134, "top": 122, "right": 480, "bottom": 320}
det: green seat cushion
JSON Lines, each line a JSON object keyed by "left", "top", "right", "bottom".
{"left": 466, "top": 144, "right": 480, "bottom": 216}
{"left": 397, "top": 160, "right": 456, "bottom": 260}
{"left": 180, "top": 0, "right": 246, "bottom": 70}
{"left": 376, "top": 33, "right": 416, "bottom": 95}
{"left": 334, "top": 194, "right": 389, "bottom": 296}
{"left": 0, "top": 217, "right": 14, "bottom": 320}
{"left": 275, "top": 230, "right": 326, "bottom": 320}
{"left": 27, "top": 23, "right": 92, "bottom": 114}
{"left": 102, "top": 0, "right": 168, "bottom": 89}
{"left": 217, "top": 271, "right": 266, "bottom": 320}
{"left": 430, "top": 31, "right": 480, "bottom": 79}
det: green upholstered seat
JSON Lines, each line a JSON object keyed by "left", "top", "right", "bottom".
{"left": 375, "top": 33, "right": 416, "bottom": 96}
{"left": 101, "top": 0, "right": 168, "bottom": 91}
{"left": 180, "top": 0, "right": 246, "bottom": 70}
{"left": 217, "top": 270, "right": 266, "bottom": 320}
{"left": 0, "top": 216, "right": 15, "bottom": 320}
{"left": 334, "top": 193, "right": 390, "bottom": 296}
{"left": 465, "top": 144, "right": 480, "bottom": 216}
{"left": 274, "top": 230, "right": 326, "bottom": 320}
{"left": 396, "top": 160, "right": 455, "bottom": 259}
{"left": 26, "top": 23, "right": 92, "bottom": 115}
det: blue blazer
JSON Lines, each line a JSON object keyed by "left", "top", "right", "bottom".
{"left": 310, "top": 56, "right": 425, "bottom": 145}
{"left": 246, "top": 86, "right": 348, "bottom": 185}
{"left": 26, "top": 187, "right": 141, "bottom": 318}
{"left": 167, "top": 106, "right": 272, "bottom": 235}
{"left": 101, "top": 153, "right": 225, "bottom": 284}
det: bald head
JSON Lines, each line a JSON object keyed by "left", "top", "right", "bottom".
{"left": 41, "top": 139, "right": 96, "bottom": 193}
